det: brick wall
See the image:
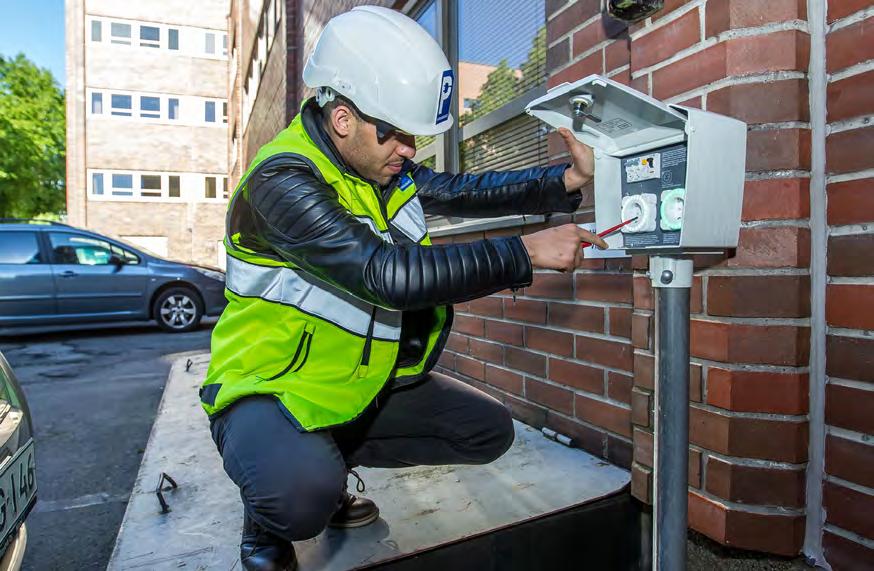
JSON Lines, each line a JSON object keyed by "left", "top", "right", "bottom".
{"left": 821, "top": 1, "right": 874, "bottom": 568}
{"left": 434, "top": 0, "right": 873, "bottom": 566}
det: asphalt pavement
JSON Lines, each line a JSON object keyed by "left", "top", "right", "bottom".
{"left": 0, "top": 319, "right": 215, "bottom": 571}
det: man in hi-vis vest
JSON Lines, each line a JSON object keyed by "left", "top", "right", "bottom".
{"left": 202, "top": 6, "right": 607, "bottom": 570}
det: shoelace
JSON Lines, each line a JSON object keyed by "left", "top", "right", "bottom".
{"left": 349, "top": 468, "right": 366, "bottom": 494}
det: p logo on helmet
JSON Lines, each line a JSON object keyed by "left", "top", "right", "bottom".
{"left": 436, "top": 70, "right": 454, "bottom": 124}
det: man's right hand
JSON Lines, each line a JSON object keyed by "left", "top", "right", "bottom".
{"left": 521, "top": 224, "right": 608, "bottom": 272}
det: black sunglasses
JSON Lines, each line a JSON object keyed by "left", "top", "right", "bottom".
{"left": 338, "top": 97, "right": 408, "bottom": 141}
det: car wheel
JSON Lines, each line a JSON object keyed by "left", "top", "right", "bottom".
{"left": 154, "top": 287, "right": 203, "bottom": 333}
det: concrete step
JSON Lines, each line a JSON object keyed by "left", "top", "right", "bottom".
{"left": 108, "top": 354, "right": 633, "bottom": 571}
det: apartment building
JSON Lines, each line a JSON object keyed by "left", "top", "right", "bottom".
{"left": 65, "top": 0, "right": 230, "bottom": 267}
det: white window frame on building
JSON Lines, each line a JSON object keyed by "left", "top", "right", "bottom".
{"left": 240, "top": 0, "right": 283, "bottom": 132}
{"left": 87, "top": 169, "right": 229, "bottom": 203}
{"left": 87, "top": 88, "right": 226, "bottom": 127}
{"left": 87, "top": 16, "right": 227, "bottom": 61}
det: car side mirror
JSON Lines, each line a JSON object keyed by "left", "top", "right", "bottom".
{"left": 109, "top": 254, "right": 125, "bottom": 271}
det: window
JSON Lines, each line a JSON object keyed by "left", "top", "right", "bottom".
{"left": 205, "top": 177, "right": 217, "bottom": 199}
{"left": 91, "top": 92, "right": 103, "bottom": 114}
{"left": 111, "top": 173, "right": 133, "bottom": 196}
{"left": 205, "top": 32, "right": 216, "bottom": 54}
{"left": 49, "top": 233, "right": 115, "bottom": 266}
{"left": 222, "top": 177, "right": 229, "bottom": 199}
{"left": 110, "top": 22, "right": 132, "bottom": 45}
{"left": 168, "top": 28, "right": 179, "bottom": 50}
{"left": 141, "top": 175, "right": 162, "bottom": 197}
{"left": 205, "top": 101, "right": 216, "bottom": 123}
{"left": 168, "top": 98, "right": 179, "bottom": 120}
{"left": 0, "top": 232, "right": 42, "bottom": 265}
{"left": 140, "top": 25, "right": 160, "bottom": 48}
{"left": 92, "top": 173, "right": 104, "bottom": 195}
{"left": 222, "top": 101, "right": 228, "bottom": 124}
{"left": 168, "top": 175, "right": 180, "bottom": 198}
{"left": 140, "top": 96, "right": 160, "bottom": 118}
{"left": 110, "top": 94, "right": 132, "bottom": 116}
{"left": 91, "top": 20, "right": 102, "bottom": 42}
{"left": 222, "top": 33, "right": 228, "bottom": 56}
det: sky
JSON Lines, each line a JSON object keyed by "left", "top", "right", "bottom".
{"left": 0, "top": 0, "right": 66, "bottom": 86}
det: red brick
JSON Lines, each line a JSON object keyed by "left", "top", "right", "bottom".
{"left": 631, "top": 388, "right": 651, "bottom": 427}
{"left": 607, "top": 371, "right": 633, "bottom": 404}
{"left": 547, "top": 37, "right": 570, "bottom": 72}
{"left": 571, "top": 18, "right": 606, "bottom": 57}
{"left": 610, "top": 68, "right": 631, "bottom": 86}
{"left": 576, "top": 335, "right": 634, "bottom": 371}
{"left": 742, "top": 178, "right": 811, "bottom": 221}
{"left": 727, "top": 30, "right": 810, "bottom": 75}
{"left": 505, "top": 347, "right": 547, "bottom": 377}
{"left": 827, "top": 17, "right": 874, "bottom": 73}
{"left": 446, "top": 333, "right": 469, "bottom": 354}
{"left": 707, "top": 275, "right": 810, "bottom": 318}
{"left": 609, "top": 307, "right": 632, "bottom": 338}
{"left": 827, "top": 334, "right": 874, "bottom": 383}
{"left": 633, "top": 275, "right": 654, "bottom": 310}
{"left": 827, "top": 126, "right": 874, "bottom": 174}
{"left": 826, "top": 435, "right": 874, "bottom": 489}
{"left": 691, "top": 320, "right": 810, "bottom": 366}
{"left": 605, "top": 38, "right": 630, "bottom": 72}
{"left": 729, "top": 227, "right": 811, "bottom": 269}
{"left": 547, "top": 0, "right": 601, "bottom": 43}
{"left": 546, "top": 0, "right": 570, "bottom": 18}
{"left": 631, "top": 313, "right": 651, "bottom": 350}
{"left": 526, "top": 326, "right": 575, "bottom": 357}
{"left": 708, "top": 79, "right": 809, "bottom": 124}
{"left": 706, "top": 0, "right": 806, "bottom": 37}
{"left": 689, "top": 449, "right": 702, "bottom": 488}
{"left": 828, "top": 178, "right": 874, "bottom": 225}
{"left": 546, "top": 413, "right": 606, "bottom": 456}
{"left": 468, "top": 296, "right": 503, "bottom": 318}
{"left": 634, "top": 352, "right": 655, "bottom": 390}
{"left": 605, "top": 435, "right": 632, "bottom": 469}
{"left": 826, "top": 384, "right": 874, "bottom": 434}
{"left": 575, "top": 273, "right": 633, "bottom": 303}
{"left": 631, "top": 463, "right": 652, "bottom": 503}
{"left": 824, "top": 480, "right": 874, "bottom": 539}
{"left": 549, "top": 357, "right": 603, "bottom": 393}
{"left": 548, "top": 302, "right": 605, "bottom": 333}
{"left": 468, "top": 338, "right": 504, "bottom": 365}
{"left": 631, "top": 74, "right": 649, "bottom": 95}
{"left": 746, "top": 128, "right": 811, "bottom": 172}
{"left": 652, "top": 43, "right": 726, "bottom": 100}
{"left": 484, "top": 364, "right": 524, "bottom": 396}
{"left": 688, "top": 492, "right": 804, "bottom": 556}
{"left": 575, "top": 394, "right": 631, "bottom": 437}
{"left": 455, "top": 302, "right": 470, "bottom": 312}
{"left": 829, "top": 70, "right": 874, "bottom": 123}
{"left": 484, "top": 320, "right": 524, "bottom": 346}
{"left": 690, "top": 406, "right": 808, "bottom": 462}
{"left": 525, "top": 272, "right": 574, "bottom": 299}
{"left": 504, "top": 298, "right": 547, "bottom": 324}
{"left": 823, "top": 531, "right": 874, "bottom": 571}
{"left": 677, "top": 95, "right": 703, "bottom": 109}
{"left": 690, "top": 363, "right": 703, "bottom": 402}
{"left": 691, "top": 276, "right": 703, "bottom": 314}
{"left": 827, "top": 284, "right": 874, "bottom": 330}
{"left": 631, "top": 8, "right": 700, "bottom": 71}
{"left": 455, "top": 355, "right": 485, "bottom": 381}
{"left": 454, "top": 314, "right": 484, "bottom": 336}
{"left": 828, "top": 234, "right": 874, "bottom": 277}
{"left": 437, "top": 351, "right": 455, "bottom": 370}
{"left": 505, "top": 393, "right": 548, "bottom": 427}
{"left": 707, "top": 369, "right": 808, "bottom": 414}
{"left": 549, "top": 51, "right": 603, "bottom": 88}
{"left": 633, "top": 427, "right": 654, "bottom": 467}
{"left": 706, "top": 457, "right": 805, "bottom": 508}
{"left": 526, "top": 378, "right": 574, "bottom": 415}
{"left": 828, "top": 0, "right": 871, "bottom": 22}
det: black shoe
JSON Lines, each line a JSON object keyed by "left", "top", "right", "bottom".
{"left": 241, "top": 512, "right": 298, "bottom": 571}
{"left": 328, "top": 469, "right": 380, "bottom": 528}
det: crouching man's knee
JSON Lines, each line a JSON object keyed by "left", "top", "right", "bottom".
{"left": 247, "top": 475, "right": 344, "bottom": 542}
{"left": 468, "top": 399, "right": 515, "bottom": 465}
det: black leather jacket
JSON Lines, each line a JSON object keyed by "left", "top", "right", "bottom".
{"left": 232, "top": 100, "right": 582, "bottom": 364}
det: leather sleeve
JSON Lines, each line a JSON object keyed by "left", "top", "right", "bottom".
{"left": 409, "top": 161, "right": 583, "bottom": 218}
{"left": 246, "top": 155, "right": 534, "bottom": 311}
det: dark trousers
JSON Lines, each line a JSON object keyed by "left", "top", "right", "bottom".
{"left": 210, "top": 372, "right": 515, "bottom": 542}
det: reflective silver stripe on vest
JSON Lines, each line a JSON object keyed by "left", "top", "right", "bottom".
{"left": 226, "top": 256, "right": 401, "bottom": 340}
{"left": 356, "top": 216, "right": 393, "bottom": 244}
{"left": 390, "top": 197, "right": 428, "bottom": 243}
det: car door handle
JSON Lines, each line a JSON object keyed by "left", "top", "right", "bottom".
{"left": 60, "top": 270, "right": 78, "bottom": 278}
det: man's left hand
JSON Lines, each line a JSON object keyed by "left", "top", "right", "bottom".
{"left": 558, "top": 127, "right": 595, "bottom": 192}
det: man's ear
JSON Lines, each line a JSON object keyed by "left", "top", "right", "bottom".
{"left": 330, "top": 104, "right": 355, "bottom": 138}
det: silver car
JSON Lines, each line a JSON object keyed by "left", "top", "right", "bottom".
{"left": 0, "top": 220, "right": 227, "bottom": 332}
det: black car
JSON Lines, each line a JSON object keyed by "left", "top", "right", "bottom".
{"left": 0, "top": 220, "right": 227, "bottom": 332}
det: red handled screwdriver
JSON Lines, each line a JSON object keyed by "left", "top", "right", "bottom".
{"left": 581, "top": 216, "right": 639, "bottom": 249}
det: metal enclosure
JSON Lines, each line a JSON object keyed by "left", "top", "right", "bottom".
{"left": 525, "top": 75, "right": 747, "bottom": 253}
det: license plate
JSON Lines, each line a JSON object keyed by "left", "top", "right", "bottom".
{"left": 0, "top": 439, "right": 36, "bottom": 546}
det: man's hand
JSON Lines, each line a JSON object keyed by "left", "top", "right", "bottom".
{"left": 558, "top": 127, "right": 595, "bottom": 192}
{"left": 521, "top": 224, "right": 608, "bottom": 272}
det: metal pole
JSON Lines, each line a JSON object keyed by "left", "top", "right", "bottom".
{"left": 650, "top": 256, "right": 692, "bottom": 571}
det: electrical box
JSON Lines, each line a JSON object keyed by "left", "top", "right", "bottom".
{"left": 525, "top": 75, "right": 747, "bottom": 253}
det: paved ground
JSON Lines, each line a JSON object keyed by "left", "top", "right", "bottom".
{"left": 0, "top": 319, "right": 215, "bottom": 571}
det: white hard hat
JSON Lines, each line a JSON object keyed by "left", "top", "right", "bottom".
{"left": 303, "top": 5, "right": 455, "bottom": 137}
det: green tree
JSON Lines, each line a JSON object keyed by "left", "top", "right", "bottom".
{"left": 519, "top": 26, "right": 546, "bottom": 92}
{"left": 461, "top": 59, "right": 518, "bottom": 126}
{"left": 0, "top": 53, "right": 66, "bottom": 218}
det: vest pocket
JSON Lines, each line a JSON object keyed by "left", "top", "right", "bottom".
{"left": 263, "top": 323, "right": 315, "bottom": 381}
{"left": 357, "top": 306, "right": 378, "bottom": 378}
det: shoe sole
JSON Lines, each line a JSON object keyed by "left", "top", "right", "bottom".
{"left": 327, "top": 508, "right": 380, "bottom": 529}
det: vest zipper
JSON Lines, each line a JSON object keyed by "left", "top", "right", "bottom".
{"left": 262, "top": 324, "right": 314, "bottom": 382}
{"left": 358, "top": 306, "right": 378, "bottom": 378}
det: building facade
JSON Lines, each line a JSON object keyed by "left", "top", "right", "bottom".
{"left": 65, "top": 0, "right": 230, "bottom": 267}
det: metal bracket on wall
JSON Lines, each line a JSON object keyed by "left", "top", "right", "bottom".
{"left": 649, "top": 256, "right": 693, "bottom": 289}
